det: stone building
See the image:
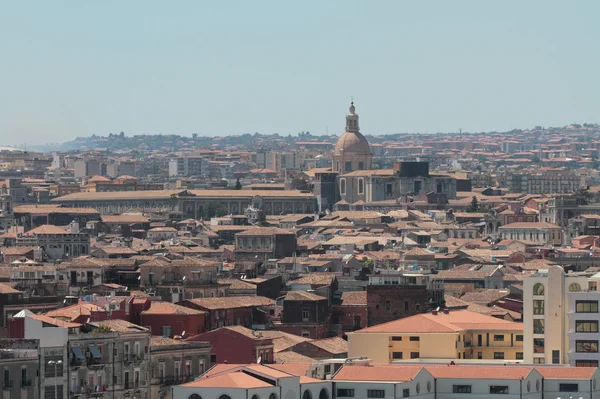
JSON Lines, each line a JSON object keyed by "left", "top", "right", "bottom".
{"left": 332, "top": 102, "right": 373, "bottom": 174}
{"left": 52, "top": 189, "right": 317, "bottom": 217}
{"left": 15, "top": 224, "right": 90, "bottom": 259}
{"left": 148, "top": 336, "right": 210, "bottom": 399}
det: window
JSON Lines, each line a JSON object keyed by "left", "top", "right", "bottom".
{"left": 402, "top": 389, "right": 409, "bottom": 398}
{"left": 559, "top": 383, "right": 578, "bottom": 392}
{"left": 340, "top": 179, "right": 346, "bottom": 195}
{"left": 367, "top": 390, "right": 385, "bottom": 398}
{"left": 576, "top": 321, "right": 599, "bottom": 333}
{"left": 385, "top": 301, "right": 391, "bottom": 311}
{"left": 189, "top": 395, "right": 203, "bottom": 399}
{"left": 494, "top": 352, "right": 505, "bottom": 359}
{"left": 161, "top": 326, "right": 172, "bottom": 337}
{"left": 319, "top": 389, "right": 329, "bottom": 399}
{"left": 358, "top": 179, "right": 364, "bottom": 195}
{"left": 453, "top": 385, "right": 472, "bottom": 393}
{"left": 404, "top": 301, "right": 409, "bottom": 311}
{"left": 391, "top": 336, "right": 402, "bottom": 341}
{"left": 494, "top": 335, "right": 505, "bottom": 341}
{"left": 533, "top": 357, "right": 545, "bottom": 364}
{"left": 489, "top": 386, "right": 509, "bottom": 394}
{"left": 576, "top": 300, "right": 599, "bottom": 313}
{"left": 386, "top": 184, "right": 393, "bottom": 196}
{"left": 576, "top": 340, "right": 598, "bottom": 353}
{"left": 533, "top": 319, "right": 545, "bottom": 334}
{"left": 409, "top": 336, "right": 419, "bottom": 341}
{"left": 516, "top": 335, "right": 523, "bottom": 342}
{"left": 410, "top": 352, "right": 419, "bottom": 359}
{"left": 392, "top": 352, "right": 403, "bottom": 359}
{"left": 550, "top": 350, "right": 559, "bottom": 365}
{"left": 358, "top": 162, "right": 364, "bottom": 170}
{"left": 576, "top": 360, "right": 599, "bottom": 367}
{"left": 336, "top": 389, "right": 354, "bottom": 397}
{"left": 302, "top": 308, "right": 309, "bottom": 321}
{"left": 324, "top": 365, "right": 331, "bottom": 374}
{"left": 301, "top": 330, "right": 311, "bottom": 338}
{"left": 516, "top": 352, "right": 523, "bottom": 360}
{"left": 533, "top": 300, "right": 544, "bottom": 315}
{"left": 303, "top": 392, "right": 312, "bottom": 399}
{"left": 569, "top": 283, "right": 582, "bottom": 292}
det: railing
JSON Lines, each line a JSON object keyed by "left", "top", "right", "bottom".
{"left": 21, "top": 379, "right": 32, "bottom": 387}
{"left": 2, "top": 380, "right": 12, "bottom": 389}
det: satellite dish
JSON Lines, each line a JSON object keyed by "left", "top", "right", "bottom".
{"left": 182, "top": 276, "right": 186, "bottom": 281}
{"left": 137, "top": 276, "right": 141, "bottom": 280}
{"left": 436, "top": 307, "right": 440, "bottom": 312}
{"left": 257, "top": 356, "right": 262, "bottom": 364}
{"left": 182, "top": 330, "right": 186, "bottom": 337}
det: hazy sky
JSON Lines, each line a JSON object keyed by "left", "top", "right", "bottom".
{"left": 1, "top": 1, "right": 599, "bottom": 145}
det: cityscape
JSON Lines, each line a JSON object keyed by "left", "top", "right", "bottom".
{"left": 2, "top": 1, "right": 600, "bottom": 399}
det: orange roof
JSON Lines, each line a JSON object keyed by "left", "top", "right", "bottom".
{"left": 334, "top": 364, "right": 424, "bottom": 382}
{"left": 28, "top": 314, "right": 81, "bottom": 328}
{"left": 181, "top": 371, "right": 272, "bottom": 389}
{"left": 535, "top": 366, "right": 597, "bottom": 379}
{"left": 25, "top": 225, "right": 72, "bottom": 235}
{"left": 425, "top": 365, "right": 535, "bottom": 380}
{"left": 142, "top": 301, "right": 205, "bottom": 316}
{"left": 46, "top": 303, "right": 104, "bottom": 321}
{"left": 353, "top": 310, "right": 523, "bottom": 334}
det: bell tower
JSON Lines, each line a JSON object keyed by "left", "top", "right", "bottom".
{"left": 345, "top": 102, "right": 359, "bottom": 133}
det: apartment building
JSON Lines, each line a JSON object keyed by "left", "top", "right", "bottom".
{"left": 523, "top": 265, "right": 593, "bottom": 365}
{"left": 506, "top": 170, "right": 582, "bottom": 194}
{"left": 498, "top": 222, "right": 563, "bottom": 246}
{"left": 168, "top": 156, "right": 208, "bottom": 178}
{"left": 348, "top": 309, "right": 523, "bottom": 364}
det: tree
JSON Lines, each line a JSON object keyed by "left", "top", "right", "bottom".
{"left": 203, "top": 202, "right": 229, "bottom": 220}
{"left": 192, "top": 133, "right": 198, "bottom": 139}
{"left": 234, "top": 178, "right": 242, "bottom": 190}
{"left": 468, "top": 196, "right": 479, "bottom": 213}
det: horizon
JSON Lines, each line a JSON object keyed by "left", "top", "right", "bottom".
{"left": 2, "top": 1, "right": 600, "bottom": 146}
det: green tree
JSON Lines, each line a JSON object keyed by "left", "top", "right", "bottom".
{"left": 203, "top": 202, "right": 229, "bottom": 219}
{"left": 234, "top": 178, "right": 242, "bottom": 190}
{"left": 468, "top": 196, "right": 479, "bottom": 213}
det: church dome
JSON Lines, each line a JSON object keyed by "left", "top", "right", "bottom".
{"left": 334, "top": 131, "right": 371, "bottom": 155}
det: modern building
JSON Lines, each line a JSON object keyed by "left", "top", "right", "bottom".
{"left": 523, "top": 265, "right": 600, "bottom": 366}
{"left": 348, "top": 309, "right": 523, "bottom": 364}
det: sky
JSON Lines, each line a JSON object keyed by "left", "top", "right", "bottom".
{"left": 1, "top": 1, "right": 600, "bottom": 146}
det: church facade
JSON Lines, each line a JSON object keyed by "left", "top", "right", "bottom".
{"left": 330, "top": 103, "right": 457, "bottom": 208}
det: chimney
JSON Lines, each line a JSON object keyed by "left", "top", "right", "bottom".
{"left": 443, "top": 309, "right": 449, "bottom": 314}
{"left": 431, "top": 310, "right": 438, "bottom": 315}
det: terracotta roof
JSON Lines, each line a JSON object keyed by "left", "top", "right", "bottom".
{"left": 535, "top": 366, "right": 597, "bottom": 379}
{"left": 24, "top": 225, "right": 72, "bottom": 235}
{"left": 307, "top": 337, "right": 348, "bottom": 354}
{"left": 354, "top": 309, "right": 523, "bottom": 334}
{"left": 273, "top": 352, "right": 315, "bottom": 364}
{"left": 13, "top": 205, "right": 99, "bottom": 215}
{"left": 333, "top": 364, "right": 424, "bottom": 382}
{"left": 142, "top": 301, "right": 205, "bottom": 316}
{"left": 425, "top": 364, "right": 535, "bottom": 380}
{"left": 259, "top": 330, "right": 312, "bottom": 352}
{"left": 101, "top": 214, "right": 150, "bottom": 224}
{"left": 183, "top": 296, "right": 274, "bottom": 310}
{"left": 46, "top": 303, "right": 104, "bottom": 321}
{"left": 235, "top": 227, "right": 295, "bottom": 236}
{"left": 339, "top": 291, "right": 367, "bottom": 306}
{"left": 181, "top": 371, "right": 272, "bottom": 389}
{"left": 289, "top": 273, "right": 336, "bottom": 286}
{"left": 459, "top": 289, "right": 510, "bottom": 305}
{"left": 499, "top": 222, "right": 561, "bottom": 229}
{"left": 285, "top": 291, "right": 326, "bottom": 301}
{"left": 28, "top": 314, "right": 81, "bottom": 328}
{"left": 0, "top": 283, "right": 21, "bottom": 294}
{"left": 150, "top": 336, "right": 197, "bottom": 347}
{"left": 94, "top": 319, "right": 149, "bottom": 333}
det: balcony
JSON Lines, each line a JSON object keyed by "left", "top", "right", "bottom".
{"left": 21, "top": 379, "right": 32, "bottom": 388}
{"left": 2, "top": 380, "right": 12, "bottom": 390}
{"left": 456, "top": 341, "right": 472, "bottom": 350}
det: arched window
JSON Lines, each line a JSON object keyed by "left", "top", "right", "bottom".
{"left": 303, "top": 391, "right": 312, "bottom": 399}
{"left": 251, "top": 395, "right": 260, "bottom": 399}
{"left": 533, "top": 283, "right": 544, "bottom": 295}
{"left": 569, "top": 283, "right": 582, "bottom": 292}
{"left": 319, "top": 389, "right": 329, "bottom": 399}
{"left": 189, "top": 395, "right": 202, "bottom": 399}
{"left": 219, "top": 396, "right": 232, "bottom": 399}
{"left": 269, "top": 394, "right": 277, "bottom": 399}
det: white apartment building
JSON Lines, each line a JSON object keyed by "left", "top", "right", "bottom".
{"left": 523, "top": 264, "right": 600, "bottom": 366}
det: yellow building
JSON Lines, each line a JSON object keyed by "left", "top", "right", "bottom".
{"left": 348, "top": 309, "right": 523, "bottom": 364}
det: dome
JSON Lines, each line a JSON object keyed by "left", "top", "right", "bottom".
{"left": 334, "top": 131, "right": 371, "bottom": 155}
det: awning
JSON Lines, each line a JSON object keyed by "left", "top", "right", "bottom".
{"left": 71, "top": 347, "right": 85, "bottom": 361}
{"left": 88, "top": 345, "right": 102, "bottom": 359}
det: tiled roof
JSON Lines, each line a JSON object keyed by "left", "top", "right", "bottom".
{"left": 285, "top": 291, "right": 326, "bottom": 301}
{"left": 339, "top": 291, "right": 367, "bottom": 306}
{"left": 46, "top": 303, "right": 104, "bottom": 320}
{"left": 0, "top": 283, "right": 21, "bottom": 294}
{"left": 150, "top": 336, "right": 197, "bottom": 347}
{"left": 94, "top": 319, "right": 149, "bottom": 333}
{"left": 459, "top": 289, "right": 510, "bottom": 305}
{"left": 499, "top": 222, "right": 561, "bottom": 229}
{"left": 259, "top": 330, "right": 312, "bottom": 352}
{"left": 307, "top": 337, "right": 348, "bottom": 354}
{"left": 354, "top": 309, "right": 522, "bottom": 334}
{"left": 24, "top": 225, "right": 71, "bottom": 235}
{"left": 184, "top": 296, "right": 274, "bottom": 310}
{"left": 273, "top": 352, "right": 315, "bottom": 364}
{"left": 536, "top": 366, "right": 597, "bottom": 379}
{"left": 102, "top": 214, "right": 150, "bottom": 224}
{"left": 181, "top": 371, "right": 273, "bottom": 389}
{"left": 142, "top": 301, "right": 205, "bottom": 316}
{"left": 13, "top": 205, "right": 99, "bottom": 215}
{"left": 333, "top": 364, "right": 424, "bottom": 382}
{"left": 289, "top": 273, "right": 336, "bottom": 286}
{"left": 235, "top": 227, "right": 295, "bottom": 236}
{"left": 425, "top": 364, "right": 535, "bottom": 380}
